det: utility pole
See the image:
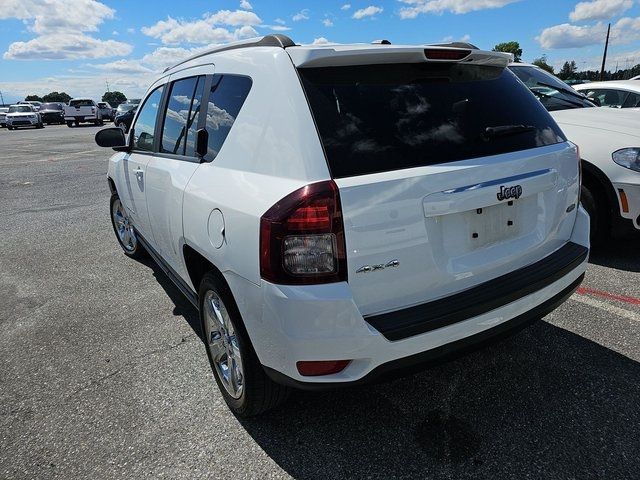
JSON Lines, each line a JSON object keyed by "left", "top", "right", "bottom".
{"left": 0, "top": 90, "right": 4, "bottom": 106}
{"left": 105, "top": 80, "right": 110, "bottom": 93}
{"left": 600, "top": 23, "right": 610, "bottom": 81}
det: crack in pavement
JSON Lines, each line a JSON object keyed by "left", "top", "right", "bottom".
{"left": 69, "top": 333, "right": 199, "bottom": 397}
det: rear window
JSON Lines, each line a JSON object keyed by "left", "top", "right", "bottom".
{"left": 42, "top": 103, "right": 62, "bottom": 110}
{"left": 69, "top": 99, "right": 94, "bottom": 107}
{"left": 299, "top": 63, "right": 566, "bottom": 178}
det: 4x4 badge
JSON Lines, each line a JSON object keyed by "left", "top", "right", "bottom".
{"left": 497, "top": 185, "right": 523, "bottom": 201}
{"left": 356, "top": 259, "right": 400, "bottom": 274}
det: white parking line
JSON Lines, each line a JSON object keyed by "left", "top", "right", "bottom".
{"left": 571, "top": 294, "right": 640, "bottom": 322}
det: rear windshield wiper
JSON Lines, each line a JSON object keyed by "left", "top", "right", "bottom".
{"left": 529, "top": 88, "right": 587, "bottom": 109}
{"left": 484, "top": 124, "right": 535, "bottom": 140}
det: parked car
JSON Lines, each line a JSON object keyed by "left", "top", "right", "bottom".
{"left": 6, "top": 104, "right": 43, "bottom": 129}
{"left": 573, "top": 81, "right": 640, "bottom": 109}
{"left": 95, "top": 36, "right": 589, "bottom": 416}
{"left": 18, "top": 100, "right": 42, "bottom": 111}
{"left": 0, "top": 107, "right": 8, "bottom": 127}
{"left": 113, "top": 106, "right": 136, "bottom": 132}
{"left": 64, "top": 98, "right": 103, "bottom": 127}
{"left": 97, "top": 102, "right": 114, "bottom": 121}
{"left": 509, "top": 63, "right": 640, "bottom": 243}
{"left": 39, "top": 102, "right": 65, "bottom": 124}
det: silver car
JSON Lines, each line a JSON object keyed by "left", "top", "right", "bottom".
{"left": 0, "top": 107, "right": 8, "bottom": 127}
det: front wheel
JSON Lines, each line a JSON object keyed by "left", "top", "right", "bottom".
{"left": 580, "top": 184, "right": 608, "bottom": 247}
{"left": 67, "top": 121, "right": 73, "bottom": 128}
{"left": 36, "top": 122, "right": 44, "bottom": 129}
{"left": 199, "top": 273, "right": 290, "bottom": 417}
{"left": 109, "top": 193, "right": 147, "bottom": 259}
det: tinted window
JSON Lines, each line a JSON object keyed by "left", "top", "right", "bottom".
{"left": 204, "top": 75, "right": 252, "bottom": 161}
{"left": 161, "top": 76, "right": 205, "bottom": 156}
{"left": 300, "top": 64, "right": 566, "bottom": 178}
{"left": 623, "top": 92, "right": 640, "bottom": 108}
{"left": 41, "top": 103, "right": 62, "bottom": 110}
{"left": 132, "top": 86, "right": 164, "bottom": 152}
{"left": 9, "top": 106, "right": 32, "bottom": 113}
{"left": 509, "top": 65, "right": 594, "bottom": 111}
{"left": 69, "top": 99, "right": 94, "bottom": 107}
{"left": 583, "top": 89, "right": 626, "bottom": 107}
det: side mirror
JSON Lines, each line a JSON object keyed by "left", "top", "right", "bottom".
{"left": 587, "top": 96, "right": 601, "bottom": 107}
{"left": 95, "top": 127, "right": 127, "bottom": 150}
{"left": 196, "top": 128, "right": 208, "bottom": 159}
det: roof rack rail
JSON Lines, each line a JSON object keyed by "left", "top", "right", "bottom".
{"left": 371, "top": 39, "right": 391, "bottom": 45}
{"left": 163, "top": 34, "right": 296, "bottom": 73}
{"left": 427, "top": 41, "right": 480, "bottom": 50}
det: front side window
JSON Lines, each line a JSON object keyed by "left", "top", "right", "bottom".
{"left": 204, "top": 75, "right": 252, "bottom": 161}
{"left": 583, "top": 89, "right": 626, "bottom": 108}
{"left": 132, "top": 86, "right": 164, "bottom": 152}
{"left": 300, "top": 63, "right": 566, "bottom": 178}
{"left": 160, "top": 76, "right": 205, "bottom": 156}
{"left": 622, "top": 92, "right": 640, "bottom": 108}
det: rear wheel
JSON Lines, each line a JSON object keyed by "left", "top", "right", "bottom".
{"left": 109, "top": 193, "right": 147, "bottom": 259}
{"left": 199, "top": 272, "right": 290, "bottom": 417}
{"left": 66, "top": 121, "right": 73, "bottom": 127}
{"left": 36, "top": 122, "right": 44, "bottom": 129}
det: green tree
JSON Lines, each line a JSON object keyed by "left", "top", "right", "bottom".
{"left": 532, "top": 55, "right": 554, "bottom": 74}
{"left": 42, "top": 91, "right": 72, "bottom": 103}
{"left": 492, "top": 41, "right": 522, "bottom": 62}
{"left": 25, "top": 94, "right": 43, "bottom": 102}
{"left": 558, "top": 61, "right": 577, "bottom": 80}
{"left": 102, "top": 91, "right": 127, "bottom": 107}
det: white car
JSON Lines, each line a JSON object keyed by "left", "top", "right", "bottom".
{"left": 64, "top": 98, "right": 103, "bottom": 127}
{"left": 6, "top": 104, "right": 43, "bottom": 130}
{"left": 0, "top": 107, "right": 8, "bottom": 127}
{"left": 573, "top": 80, "right": 640, "bottom": 109}
{"left": 95, "top": 36, "right": 589, "bottom": 416}
{"left": 509, "top": 64, "right": 640, "bottom": 242}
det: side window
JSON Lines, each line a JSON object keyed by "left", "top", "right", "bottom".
{"left": 132, "top": 86, "right": 164, "bottom": 152}
{"left": 593, "top": 89, "right": 625, "bottom": 108}
{"left": 622, "top": 92, "right": 640, "bottom": 108}
{"left": 204, "top": 74, "right": 252, "bottom": 161}
{"left": 161, "top": 76, "right": 205, "bottom": 156}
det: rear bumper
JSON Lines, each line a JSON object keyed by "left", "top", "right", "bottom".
{"left": 265, "top": 273, "right": 584, "bottom": 390}
{"left": 64, "top": 115, "right": 97, "bottom": 121}
{"left": 227, "top": 206, "right": 590, "bottom": 387}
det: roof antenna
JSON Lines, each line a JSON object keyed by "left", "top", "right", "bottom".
{"left": 371, "top": 39, "right": 391, "bottom": 45}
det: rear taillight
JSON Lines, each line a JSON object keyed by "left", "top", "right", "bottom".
{"left": 260, "top": 180, "right": 347, "bottom": 285}
{"left": 424, "top": 48, "right": 471, "bottom": 61}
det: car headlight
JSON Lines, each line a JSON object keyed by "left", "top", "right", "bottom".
{"left": 612, "top": 148, "right": 640, "bottom": 173}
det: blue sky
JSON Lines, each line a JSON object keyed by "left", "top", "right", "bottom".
{"left": 1, "top": 0, "right": 640, "bottom": 103}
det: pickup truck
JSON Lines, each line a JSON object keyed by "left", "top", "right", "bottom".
{"left": 64, "top": 99, "right": 103, "bottom": 127}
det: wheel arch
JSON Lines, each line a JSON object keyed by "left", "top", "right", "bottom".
{"left": 183, "top": 243, "right": 226, "bottom": 295}
{"left": 581, "top": 159, "right": 617, "bottom": 216}
{"left": 107, "top": 177, "right": 116, "bottom": 195}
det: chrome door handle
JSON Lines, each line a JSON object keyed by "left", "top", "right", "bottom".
{"left": 135, "top": 169, "right": 143, "bottom": 179}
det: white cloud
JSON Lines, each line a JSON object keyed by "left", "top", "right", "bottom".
{"left": 537, "top": 17, "right": 640, "bottom": 48}
{"left": 312, "top": 37, "right": 331, "bottom": 45}
{"left": 267, "top": 25, "right": 292, "bottom": 31}
{"left": 140, "top": 45, "right": 214, "bottom": 71}
{"left": 141, "top": 11, "right": 261, "bottom": 45}
{"left": 341, "top": 4, "right": 352, "bottom": 9}
{"left": 240, "top": 0, "right": 253, "bottom": 10}
{"left": 441, "top": 34, "right": 471, "bottom": 42}
{"left": 4, "top": 33, "right": 132, "bottom": 60}
{"left": 90, "top": 59, "right": 153, "bottom": 74}
{"left": 569, "top": 0, "right": 633, "bottom": 22}
{"left": 274, "top": 18, "right": 286, "bottom": 24}
{"left": 323, "top": 18, "right": 334, "bottom": 26}
{"left": 0, "top": 0, "right": 132, "bottom": 60}
{"left": 353, "top": 6, "right": 383, "bottom": 19}
{"left": 127, "top": 28, "right": 136, "bottom": 34}
{"left": 398, "top": 0, "right": 518, "bottom": 19}
{"left": 293, "top": 9, "right": 310, "bottom": 21}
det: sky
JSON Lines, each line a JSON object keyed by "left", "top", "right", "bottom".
{"left": 1, "top": 0, "right": 640, "bottom": 103}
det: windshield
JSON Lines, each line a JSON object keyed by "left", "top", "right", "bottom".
{"left": 41, "top": 103, "right": 62, "bottom": 110}
{"left": 117, "top": 103, "right": 136, "bottom": 113}
{"left": 509, "top": 65, "right": 594, "bottom": 111}
{"left": 299, "top": 63, "right": 566, "bottom": 178}
{"left": 9, "top": 106, "right": 32, "bottom": 113}
{"left": 69, "top": 99, "right": 94, "bottom": 107}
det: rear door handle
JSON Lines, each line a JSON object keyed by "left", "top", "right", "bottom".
{"left": 135, "top": 169, "right": 144, "bottom": 179}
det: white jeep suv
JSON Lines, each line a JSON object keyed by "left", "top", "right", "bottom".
{"left": 95, "top": 36, "right": 590, "bottom": 416}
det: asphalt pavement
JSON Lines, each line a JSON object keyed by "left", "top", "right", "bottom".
{"left": 1, "top": 123, "right": 639, "bottom": 479}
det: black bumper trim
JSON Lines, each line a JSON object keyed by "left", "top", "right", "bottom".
{"left": 366, "top": 242, "right": 588, "bottom": 341}
{"left": 263, "top": 273, "right": 584, "bottom": 391}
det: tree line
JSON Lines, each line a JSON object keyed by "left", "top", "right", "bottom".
{"left": 492, "top": 41, "right": 639, "bottom": 80}
{"left": 23, "top": 91, "right": 128, "bottom": 106}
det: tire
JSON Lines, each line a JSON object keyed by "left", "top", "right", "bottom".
{"left": 109, "top": 193, "right": 147, "bottom": 259}
{"left": 75, "top": 120, "right": 80, "bottom": 127}
{"left": 199, "top": 272, "right": 290, "bottom": 417}
{"left": 36, "top": 122, "right": 44, "bottom": 129}
{"left": 581, "top": 184, "right": 608, "bottom": 247}
{"left": 67, "top": 121, "right": 73, "bottom": 128}
{"left": 7, "top": 126, "right": 13, "bottom": 130}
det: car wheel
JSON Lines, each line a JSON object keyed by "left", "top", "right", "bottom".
{"left": 36, "top": 122, "right": 44, "bottom": 129}
{"left": 109, "top": 193, "right": 147, "bottom": 259}
{"left": 75, "top": 120, "right": 80, "bottom": 126}
{"left": 199, "top": 272, "right": 290, "bottom": 417}
{"left": 580, "top": 184, "right": 608, "bottom": 247}
{"left": 7, "top": 126, "right": 13, "bottom": 130}
{"left": 67, "top": 121, "right": 73, "bottom": 127}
